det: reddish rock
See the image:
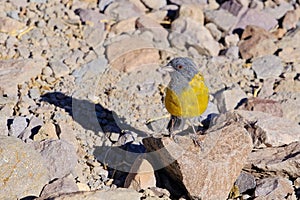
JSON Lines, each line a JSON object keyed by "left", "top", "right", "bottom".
{"left": 238, "top": 25, "right": 277, "bottom": 59}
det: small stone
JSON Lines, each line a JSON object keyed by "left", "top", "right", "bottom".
{"left": 205, "top": 9, "right": 237, "bottom": 32}
{"left": 238, "top": 25, "right": 277, "bottom": 59}
{"left": 111, "top": 17, "right": 137, "bottom": 34}
{"left": 141, "top": 0, "right": 166, "bottom": 10}
{"left": 179, "top": 4, "right": 204, "bottom": 24}
{"left": 220, "top": 0, "right": 244, "bottom": 16}
{"left": 282, "top": 10, "right": 299, "bottom": 30}
{"left": 104, "top": 1, "right": 143, "bottom": 21}
{"left": 33, "top": 122, "right": 58, "bottom": 141}
{"left": 124, "top": 156, "right": 156, "bottom": 191}
{"left": 0, "top": 17, "right": 26, "bottom": 35}
{"left": 49, "top": 60, "right": 70, "bottom": 77}
{"left": 214, "top": 83, "right": 247, "bottom": 113}
{"left": 29, "top": 88, "right": 41, "bottom": 99}
{"left": 251, "top": 55, "right": 283, "bottom": 79}
{"left": 8, "top": 116, "right": 28, "bottom": 137}
{"left": 109, "top": 132, "right": 120, "bottom": 142}
{"left": 40, "top": 177, "right": 79, "bottom": 198}
{"left": 224, "top": 46, "right": 239, "bottom": 59}
{"left": 42, "top": 66, "right": 53, "bottom": 76}
{"left": 235, "top": 172, "right": 256, "bottom": 194}
{"left": 205, "top": 22, "right": 222, "bottom": 41}
{"left": 225, "top": 34, "right": 240, "bottom": 47}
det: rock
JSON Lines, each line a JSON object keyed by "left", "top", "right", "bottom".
{"left": 245, "top": 141, "right": 300, "bottom": 179}
{"left": 0, "top": 104, "right": 13, "bottom": 136}
{"left": 0, "top": 58, "right": 46, "bottom": 96}
{"left": 258, "top": 77, "right": 275, "bottom": 98}
{"left": 40, "top": 176, "right": 79, "bottom": 199}
{"left": 0, "top": 16, "right": 26, "bottom": 36}
{"left": 235, "top": 172, "right": 256, "bottom": 194}
{"left": 214, "top": 83, "right": 247, "bottom": 113}
{"left": 29, "top": 88, "right": 41, "bottom": 100}
{"left": 236, "top": 110, "right": 300, "bottom": 147}
{"left": 251, "top": 55, "right": 283, "bottom": 79}
{"left": 277, "top": 28, "right": 300, "bottom": 63}
{"left": 98, "top": 0, "right": 114, "bottom": 11}
{"left": 111, "top": 17, "right": 137, "bottom": 34}
{"left": 169, "top": 0, "right": 207, "bottom": 6}
{"left": 264, "top": 1, "right": 294, "bottom": 19}
{"left": 8, "top": 116, "right": 28, "bottom": 137}
{"left": 143, "top": 112, "right": 253, "bottom": 199}
{"left": 33, "top": 122, "right": 59, "bottom": 141}
{"left": 19, "top": 115, "right": 43, "bottom": 141}
{"left": 205, "top": 9, "right": 237, "bottom": 32}
{"left": 49, "top": 60, "right": 70, "bottom": 78}
{"left": 234, "top": 9, "right": 277, "bottom": 31}
{"left": 141, "top": 0, "right": 166, "bottom": 10}
{"left": 255, "top": 177, "right": 296, "bottom": 200}
{"left": 205, "top": 22, "right": 222, "bottom": 41}
{"left": 220, "top": 0, "right": 244, "bottom": 16}
{"left": 37, "top": 188, "right": 142, "bottom": 199}
{"left": 58, "top": 121, "right": 79, "bottom": 152}
{"left": 237, "top": 97, "right": 283, "bottom": 117}
{"left": 124, "top": 156, "right": 156, "bottom": 191}
{"left": 104, "top": 1, "right": 143, "bottom": 21}
{"left": 0, "top": 135, "right": 49, "bottom": 199}
{"left": 282, "top": 10, "right": 299, "bottom": 30}
{"left": 36, "top": 139, "right": 78, "bottom": 180}
{"left": 42, "top": 66, "right": 53, "bottom": 76}
{"left": 179, "top": 4, "right": 204, "bottom": 24}
{"left": 224, "top": 33, "right": 240, "bottom": 47}
{"left": 105, "top": 36, "right": 160, "bottom": 72}
{"left": 169, "top": 18, "right": 220, "bottom": 56}
{"left": 238, "top": 25, "right": 277, "bottom": 60}
{"left": 224, "top": 46, "right": 239, "bottom": 59}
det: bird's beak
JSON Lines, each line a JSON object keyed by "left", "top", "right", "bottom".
{"left": 161, "top": 65, "right": 175, "bottom": 72}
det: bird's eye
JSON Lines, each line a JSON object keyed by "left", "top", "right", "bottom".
{"left": 177, "top": 65, "right": 183, "bottom": 69}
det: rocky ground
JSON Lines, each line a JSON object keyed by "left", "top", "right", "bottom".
{"left": 0, "top": 0, "right": 300, "bottom": 199}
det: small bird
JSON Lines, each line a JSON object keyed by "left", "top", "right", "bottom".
{"left": 163, "top": 57, "right": 209, "bottom": 138}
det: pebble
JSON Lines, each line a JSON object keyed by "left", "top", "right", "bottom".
{"left": 141, "top": 0, "right": 166, "bottom": 10}
{"left": 8, "top": 116, "right": 28, "bottom": 137}
{"left": 49, "top": 60, "right": 70, "bottom": 77}
{"left": 251, "top": 55, "right": 283, "bottom": 79}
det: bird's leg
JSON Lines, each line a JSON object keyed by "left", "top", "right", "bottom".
{"left": 145, "top": 114, "right": 171, "bottom": 125}
{"left": 187, "top": 119, "right": 204, "bottom": 149}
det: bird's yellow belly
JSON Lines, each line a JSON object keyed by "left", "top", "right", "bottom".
{"left": 165, "top": 74, "right": 209, "bottom": 118}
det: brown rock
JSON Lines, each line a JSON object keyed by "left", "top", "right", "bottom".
{"left": 238, "top": 25, "right": 277, "bottom": 59}
{"left": 237, "top": 97, "right": 283, "bottom": 117}
{"left": 111, "top": 17, "right": 137, "bottom": 34}
{"left": 245, "top": 141, "right": 300, "bottom": 179}
{"left": 33, "top": 122, "right": 58, "bottom": 141}
{"left": 179, "top": 4, "right": 204, "bottom": 24}
{"left": 143, "top": 112, "right": 253, "bottom": 199}
{"left": 277, "top": 28, "right": 300, "bottom": 63}
{"left": 36, "top": 188, "right": 142, "bottom": 200}
{"left": 105, "top": 36, "right": 160, "bottom": 72}
{"left": 282, "top": 10, "right": 299, "bottom": 30}
{"left": 255, "top": 177, "right": 296, "bottom": 200}
{"left": 0, "top": 58, "right": 46, "bottom": 96}
{"left": 236, "top": 110, "right": 300, "bottom": 147}
{"left": 124, "top": 156, "right": 156, "bottom": 191}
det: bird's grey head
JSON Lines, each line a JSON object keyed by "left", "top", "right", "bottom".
{"left": 166, "top": 57, "right": 198, "bottom": 81}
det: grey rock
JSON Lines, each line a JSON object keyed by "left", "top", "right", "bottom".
{"left": 98, "top": 0, "right": 114, "bottom": 12}
{"left": 214, "top": 84, "right": 247, "bottom": 113}
{"left": 205, "top": 22, "right": 222, "bottom": 41}
{"left": 0, "top": 104, "right": 13, "bottom": 136}
{"left": 224, "top": 46, "right": 239, "bottom": 59}
{"left": 36, "top": 139, "right": 78, "bottom": 180}
{"left": 221, "top": 0, "right": 244, "bottom": 16}
{"left": 235, "top": 172, "right": 256, "bottom": 193}
{"left": 0, "top": 135, "right": 49, "bottom": 199}
{"left": 205, "top": 9, "right": 238, "bottom": 32}
{"left": 264, "top": 1, "right": 294, "bottom": 19}
{"left": 234, "top": 9, "right": 277, "bottom": 31}
{"left": 252, "top": 55, "right": 283, "bottom": 79}
{"left": 104, "top": 1, "right": 143, "bottom": 21}
{"left": 282, "top": 10, "right": 299, "bottom": 30}
{"left": 29, "top": 88, "right": 41, "bottom": 100}
{"left": 49, "top": 60, "right": 70, "bottom": 78}
{"left": 169, "top": 0, "right": 207, "bottom": 5}
{"left": 141, "top": 0, "right": 166, "bottom": 10}
{"left": 17, "top": 45, "right": 30, "bottom": 58}
{"left": 255, "top": 177, "right": 296, "bottom": 199}
{"left": 40, "top": 177, "right": 79, "bottom": 199}
{"left": 8, "top": 116, "right": 28, "bottom": 137}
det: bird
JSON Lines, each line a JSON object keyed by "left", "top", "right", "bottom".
{"left": 163, "top": 57, "right": 209, "bottom": 138}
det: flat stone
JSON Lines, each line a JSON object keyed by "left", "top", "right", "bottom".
{"left": 124, "top": 155, "right": 156, "bottom": 191}
{"left": 214, "top": 83, "right": 247, "bottom": 113}
{"left": 236, "top": 110, "right": 300, "bottom": 147}
{"left": 35, "top": 139, "right": 78, "bottom": 180}
{"left": 0, "top": 58, "right": 46, "bottom": 96}
{"left": 49, "top": 60, "right": 70, "bottom": 78}
{"left": 141, "top": 0, "right": 166, "bottom": 10}
{"left": 37, "top": 188, "right": 142, "bottom": 199}
{"left": 8, "top": 116, "right": 28, "bottom": 137}
{"left": 40, "top": 177, "right": 79, "bottom": 199}
{"left": 264, "top": 1, "right": 294, "bottom": 19}
{"left": 237, "top": 97, "right": 283, "bottom": 117}
{"left": 255, "top": 177, "right": 296, "bottom": 199}
{"left": 104, "top": 1, "right": 143, "bottom": 21}
{"left": 277, "top": 28, "right": 300, "bottom": 63}
{"left": 105, "top": 36, "right": 160, "bottom": 72}
{"left": 235, "top": 172, "right": 256, "bottom": 194}
{"left": 234, "top": 9, "right": 277, "bottom": 31}
{"left": 0, "top": 135, "right": 49, "bottom": 199}
{"left": 111, "top": 17, "right": 137, "bottom": 34}
{"left": 282, "top": 10, "right": 299, "bottom": 30}
{"left": 245, "top": 141, "right": 300, "bottom": 179}
{"left": 251, "top": 55, "right": 283, "bottom": 79}
{"left": 33, "top": 122, "right": 59, "bottom": 141}
{"left": 238, "top": 25, "right": 277, "bottom": 60}
{"left": 143, "top": 112, "right": 253, "bottom": 199}
{"left": 205, "top": 9, "right": 237, "bottom": 32}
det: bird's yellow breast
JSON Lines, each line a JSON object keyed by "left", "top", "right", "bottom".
{"left": 165, "top": 72, "right": 209, "bottom": 117}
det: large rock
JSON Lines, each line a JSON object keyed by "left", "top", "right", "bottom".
{"left": 0, "top": 58, "right": 46, "bottom": 96}
{"left": 36, "top": 188, "right": 142, "bottom": 200}
{"left": 244, "top": 141, "right": 300, "bottom": 179}
{"left": 143, "top": 112, "right": 253, "bottom": 199}
{"left": 105, "top": 36, "right": 160, "bottom": 72}
{"left": 0, "top": 135, "right": 49, "bottom": 199}
{"left": 238, "top": 25, "right": 277, "bottom": 60}
{"left": 251, "top": 55, "right": 283, "bottom": 79}
{"left": 236, "top": 110, "right": 300, "bottom": 147}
